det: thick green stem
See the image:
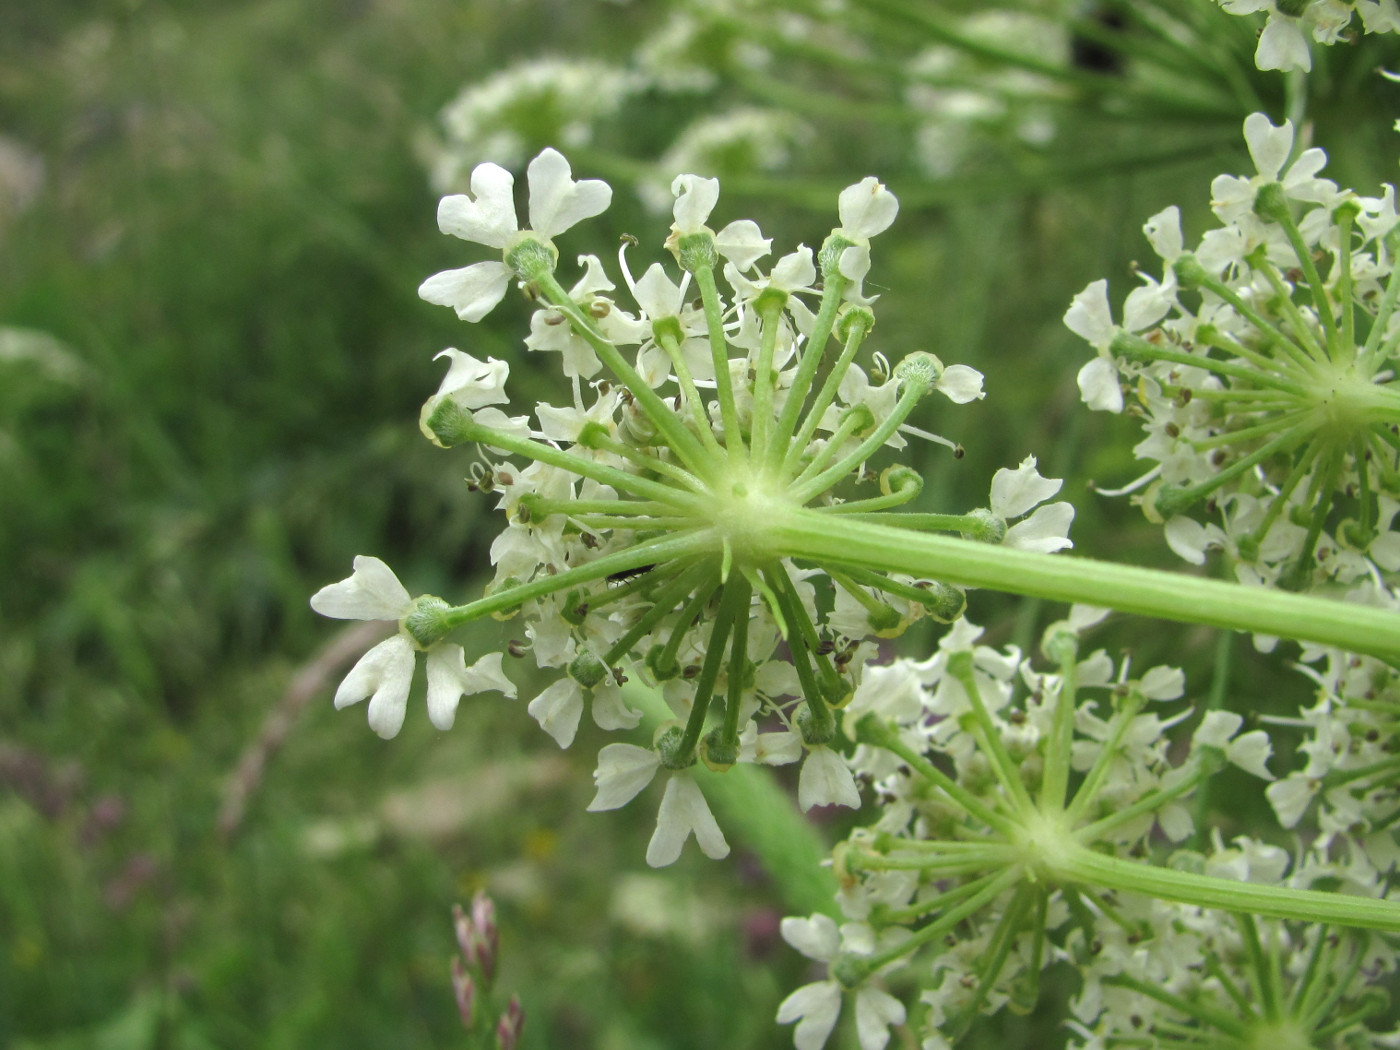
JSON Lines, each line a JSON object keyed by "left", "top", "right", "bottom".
{"left": 1060, "top": 846, "right": 1400, "bottom": 931}
{"left": 766, "top": 507, "right": 1400, "bottom": 660}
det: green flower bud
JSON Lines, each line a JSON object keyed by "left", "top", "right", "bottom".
{"left": 655, "top": 724, "right": 695, "bottom": 770}
{"left": 568, "top": 649, "right": 609, "bottom": 689}
{"left": 894, "top": 351, "right": 942, "bottom": 394}
{"left": 960, "top": 508, "right": 1007, "bottom": 544}
{"left": 699, "top": 728, "right": 738, "bottom": 771}
{"left": 403, "top": 594, "right": 453, "bottom": 649}
{"left": 671, "top": 230, "right": 718, "bottom": 273}
{"left": 503, "top": 236, "right": 556, "bottom": 282}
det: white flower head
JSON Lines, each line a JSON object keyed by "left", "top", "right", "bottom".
{"left": 419, "top": 147, "right": 612, "bottom": 322}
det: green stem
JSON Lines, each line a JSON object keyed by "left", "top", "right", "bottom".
{"left": 1060, "top": 846, "right": 1400, "bottom": 931}
{"left": 768, "top": 276, "right": 848, "bottom": 475}
{"left": 767, "top": 507, "right": 1400, "bottom": 660}
{"left": 720, "top": 575, "right": 753, "bottom": 750}
{"left": 749, "top": 301, "right": 784, "bottom": 463}
{"left": 691, "top": 263, "right": 746, "bottom": 466}
{"left": 790, "top": 381, "right": 926, "bottom": 502}
{"left": 843, "top": 867, "right": 1022, "bottom": 981}
{"left": 536, "top": 270, "right": 715, "bottom": 477}
{"left": 1039, "top": 643, "right": 1079, "bottom": 812}
{"left": 784, "top": 317, "right": 871, "bottom": 476}
{"left": 657, "top": 328, "right": 725, "bottom": 458}
{"left": 854, "top": 715, "right": 1018, "bottom": 835}
{"left": 463, "top": 418, "right": 702, "bottom": 508}
{"left": 439, "top": 530, "right": 713, "bottom": 630}
{"left": 676, "top": 575, "right": 745, "bottom": 761}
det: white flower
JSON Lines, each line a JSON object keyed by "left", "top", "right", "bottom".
{"left": 989, "top": 456, "right": 1075, "bottom": 552}
{"left": 833, "top": 177, "right": 899, "bottom": 293}
{"left": 1191, "top": 710, "right": 1274, "bottom": 779}
{"left": 310, "top": 556, "right": 515, "bottom": 738}
{"left": 419, "top": 147, "right": 611, "bottom": 322}
{"left": 668, "top": 172, "right": 772, "bottom": 269}
{"left": 777, "top": 915, "right": 907, "bottom": 1050}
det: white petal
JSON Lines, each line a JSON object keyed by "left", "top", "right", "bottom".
{"left": 1143, "top": 205, "right": 1183, "bottom": 261}
{"left": 334, "top": 635, "right": 416, "bottom": 740}
{"left": 989, "top": 456, "right": 1062, "bottom": 519}
{"left": 589, "top": 682, "right": 644, "bottom": 732}
{"left": 670, "top": 173, "right": 720, "bottom": 234}
{"left": 777, "top": 982, "right": 842, "bottom": 1050}
{"left": 1164, "top": 516, "right": 1217, "bottom": 565}
{"left": 1063, "top": 280, "right": 1114, "bottom": 348}
{"left": 1138, "top": 665, "right": 1185, "bottom": 701}
{"left": 838, "top": 177, "right": 899, "bottom": 240}
{"left": 771, "top": 246, "right": 817, "bottom": 290}
{"left": 1227, "top": 730, "right": 1274, "bottom": 780}
{"left": 646, "top": 775, "right": 729, "bottom": 867}
{"left": 935, "top": 364, "right": 984, "bottom": 403}
{"left": 1266, "top": 775, "right": 1316, "bottom": 829}
{"left": 798, "top": 747, "right": 862, "bottom": 811}
{"left": 1003, "top": 503, "right": 1075, "bottom": 552}
{"left": 424, "top": 646, "right": 516, "bottom": 731}
{"left": 632, "top": 262, "right": 684, "bottom": 320}
{"left": 1243, "top": 113, "right": 1295, "bottom": 179}
{"left": 1076, "top": 356, "right": 1123, "bottom": 413}
{"left": 587, "top": 743, "right": 661, "bottom": 811}
{"left": 780, "top": 914, "right": 840, "bottom": 961}
{"left": 437, "top": 164, "right": 518, "bottom": 248}
{"left": 430, "top": 349, "right": 511, "bottom": 408}
{"left": 1193, "top": 709, "right": 1242, "bottom": 750}
{"left": 1158, "top": 803, "right": 1194, "bottom": 841}
{"left": 855, "top": 986, "right": 906, "bottom": 1050}
{"left": 837, "top": 244, "right": 871, "bottom": 283}
{"left": 1255, "top": 18, "right": 1312, "bottom": 72}
{"left": 527, "top": 678, "right": 583, "bottom": 749}
{"left": 715, "top": 219, "right": 772, "bottom": 270}
{"left": 527, "top": 148, "right": 611, "bottom": 240}
{"left": 311, "top": 555, "right": 412, "bottom": 621}
{"left": 418, "top": 262, "right": 511, "bottom": 322}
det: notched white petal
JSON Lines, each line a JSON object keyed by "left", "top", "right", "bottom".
{"left": 335, "top": 635, "right": 416, "bottom": 739}
{"left": 527, "top": 147, "right": 612, "bottom": 240}
{"left": 418, "top": 261, "right": 512, "bottom": 322}
{"left": 311, "top": 555, "right": 411, "bottom": 620}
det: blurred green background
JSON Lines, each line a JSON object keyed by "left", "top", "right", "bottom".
{"left": 3, "top": 1, "right": 1396, "bottom": 1047}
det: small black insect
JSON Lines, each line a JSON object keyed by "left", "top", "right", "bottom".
{"left": 607, "top": 563, "right": 657, "bottom": 586}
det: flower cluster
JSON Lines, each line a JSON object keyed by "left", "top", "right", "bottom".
{"left": 311, "top": 147, "right": 1082, "bottom": 869}
{"left": 775, "top": 609, "right": 1399, "bottom": 1049}
{"left": 1066, "top": 112, "right": 1400, "bottom": 595}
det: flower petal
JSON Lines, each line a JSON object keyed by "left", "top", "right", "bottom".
{"left": 670, "top": 173, "right": 720, "bottom": 234}
{"left": 424, "top": 646, "right": 515, "bottom": 731}
{"left": 311, "top": 555, "right": 412, "bottom": 621}
{"left": 646, "top": 775, "right": 729, "bottom": 867}
{"left": 587, "top": 743, "right": 661, "bottom": 811}
{"left": 334, "top": 635, "right": 416, "bottom": 739}
{"left": 527, "top": 678, "right": 583, "bottom": 749}
{"left": 798, "top": 747, "right": 861, "bottom": 811}
{"left": 418, "top": 262, "right": 512, "bottom": 322}
{"left": 437, "top": 163, "right": 518, "bottom": 248}
{"left": 838, "top": 177, "right": 899, "bottom": 241}
{"left": 527, "top": 148, "right": 612, "bottom": 240}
